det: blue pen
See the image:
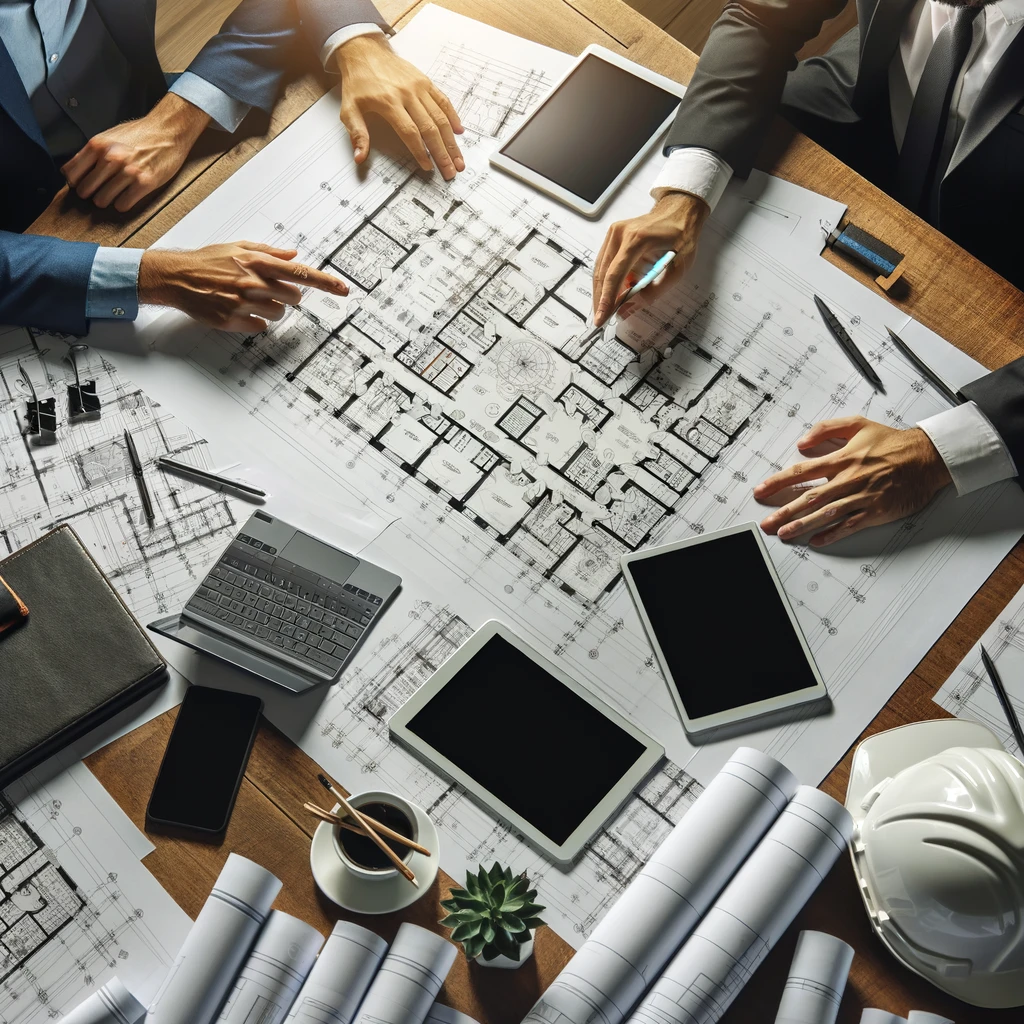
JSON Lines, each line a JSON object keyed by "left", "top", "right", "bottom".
{"left": 611, "top": 250, "right": 677, "bottom": 319}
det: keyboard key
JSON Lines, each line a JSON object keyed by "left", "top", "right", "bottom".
{"left": 259, "top": 584, "right": 273, "bottom": 598}
{"left": 219, "top": 594, "right": 233, "bottom": 607}
{"left": 370, "top": 594, "right": 383, "bottom": 605}
{"left": 256, "top": 625, "right": 270, "bottom": 639}
{"left": 323, "top": 613, "right": 337, "bottom": 628}
{"left": 320, "top": 640, "right": 336, "bottom": 656}
{"left": 310, "top": 606, "right": 324, "bottom": 622}
{"left": 344, "top": 623, "right": 361, "bottom": 638}
{"left": 297, "top": 616, "right": 311, "bottom": 629}
{"left": 360, "top": 614, "right": 370, "bottom": 625}
{"left": 296, "top": 599, "right": 310, "bottom": 615}
{"left": 294, "top": 642, "right": 309, "bottom": 656}
{"left": 294, "top": 629, "right": 308, "bottom": 643}
{"left": 229, "top": 600, "right": 243, "bottom": 614}
{"left": 284, "top": 595, "right": 297, "bottom": 610}
{"left": 272, "top": 636, "right": 286, "bottom": 647}
{"left": 281, "top": 623, "right": 295, "bottom": 637}
{"left": 333, "top": 633, "right": 354, "bottom": 651}
{"left": 282, "top": 609, "right": 296, "bottom": 623}
{"left": 283, "top": 638, "right": 295, "bottom": 650}
{"left": 256, "top": 612, "right": 270, "bottom": 626}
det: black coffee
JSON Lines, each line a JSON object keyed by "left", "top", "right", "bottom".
{"left": 338, "top": 802, "right": 414, "bottom": 870}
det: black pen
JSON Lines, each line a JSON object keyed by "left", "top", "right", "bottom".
{"left": 123, "top": 428, "right": 155, "bottom": 525}
{"left": 979, "top": 644, "right": 1024, "bottom": 754}
{"left": 813, "top": 295, "right": 886, "bottom": 394}
{"left": 156, "top": 456, "right": 266, "bottom": 498}
{"left": 885, "top": 327, "right": 964, "bottom": 406}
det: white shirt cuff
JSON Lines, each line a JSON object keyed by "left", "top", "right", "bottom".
{"left": 651, "top": 147, "right": 734, "bottom": 212}
{"left": 321, "top": 24, "right": 388, "bottom": 70}
{"left": 917, "top": 401, "right": 1018, "bottom": 496}
{"left": 169, "top": 71, "right": 250, "bottom": 133}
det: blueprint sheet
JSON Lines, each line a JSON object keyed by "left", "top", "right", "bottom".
{"left": 0, "top": 762, "right": 192, "bottom": 1023}
{"left": 96, "top": 5, "right": 1023, "bottom": 946}
{"left": 934, "top": 583, "right": 1024, "bottom": 754}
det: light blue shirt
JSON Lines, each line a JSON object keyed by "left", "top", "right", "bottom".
{"left": 0, "top": 0, "right": 251, "bottom": 321}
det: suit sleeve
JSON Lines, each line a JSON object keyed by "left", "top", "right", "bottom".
{"left": 960, "top": 359, "right": 1024, "bottom": 479}
{"left": 184, "top": 0, "right": 304, "bottom": 115}
{"left": 0, "top": 231, "right": 99, "bottom": 336}
{"left": 296, "top": 0, "right": 391, "bottom": 54}
{"left": 665, "top": 0, "right": 847, "bottom": 175}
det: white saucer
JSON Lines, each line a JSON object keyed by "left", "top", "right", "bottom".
{"left": 310, "top": 796, "right": 440, "bottom": 915}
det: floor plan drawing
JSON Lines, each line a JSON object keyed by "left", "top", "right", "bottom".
{"left": 110, "top": 3, "right": 1024, "bottom": 948}
{"left": 0, "top": 763, "right": 191, "bottom": 1023}
{"left": 0, "top": 327, "right": 246, "bottom": 626}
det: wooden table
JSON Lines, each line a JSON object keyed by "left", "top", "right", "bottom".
{"left": 29, "top": 1, "right": 1024, "bottom": 1021}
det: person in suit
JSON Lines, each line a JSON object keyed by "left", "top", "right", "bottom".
{"left": 1, "top": 0, "right": 465, "bottom": 336}
{"left": 591, "top": 0, "right": 1024, "bottom": 546}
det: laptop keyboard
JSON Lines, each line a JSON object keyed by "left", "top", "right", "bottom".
{"left": 184, "top": 541, "right": 384, "bottom": 677}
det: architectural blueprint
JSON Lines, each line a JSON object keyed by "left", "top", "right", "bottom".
{"left": 773, "top": 930, "right": 853, "bottom": 1024}
{"left": 934, "top": 584, "right": 1024, "bottom": 754}
{"left": 0, "top": 762, "right": 191, "bottom": 1024}
{"left": 97, "top": 4, "right": 1023, "bottom": 946}
{"left": 0, "top": 325, "right": 248, "bottom": 627}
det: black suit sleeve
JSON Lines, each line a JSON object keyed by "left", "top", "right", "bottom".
{"left": 960, "top": 360, "right": 1024, "bottom": 478}
{"left": 664, "top": 0, "right": 847, "bottom": 175}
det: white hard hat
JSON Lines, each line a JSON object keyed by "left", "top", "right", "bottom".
{"left": 846, "top": 719, "right": 1024, "bottom": 1008}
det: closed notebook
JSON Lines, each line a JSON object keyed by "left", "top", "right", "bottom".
{"left": 0, "top": 524, "right": 168, "bottom": 788}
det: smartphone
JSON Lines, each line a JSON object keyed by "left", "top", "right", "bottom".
{"left": 146, "top": 685, "right": 263, "bottom": 840}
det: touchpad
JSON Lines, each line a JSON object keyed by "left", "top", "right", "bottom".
{"left": 281, "top": 531, "right": 358, "bottom": 583}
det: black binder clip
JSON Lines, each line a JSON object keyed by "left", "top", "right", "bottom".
{"left": 67, "top": 343, "right": 101, "bottom": 420}
{"left": 17, "top": 360, "right": 57, "bottom": 445}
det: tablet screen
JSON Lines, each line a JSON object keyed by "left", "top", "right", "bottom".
{"left": 498, "top": 54, "right": 681, "bottom": 203}
{"left": 627, "top": 531, "right": 820, "bottom": 720}
{"left": 404, "top": 634, "right": 646, "bottom": 844}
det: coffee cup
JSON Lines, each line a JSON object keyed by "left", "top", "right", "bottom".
{"left": 331, "top": 790, "right": 418, "bottom": 882}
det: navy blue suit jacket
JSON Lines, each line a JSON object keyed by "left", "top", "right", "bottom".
{"left": 0, "top": 0, "right": 387, "bottom": 334}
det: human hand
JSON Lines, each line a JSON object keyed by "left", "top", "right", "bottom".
{"left": 62, "top": 94, "right": 209, "bottom": 212}
{"left": 754, "top": 417, "right": 952, "bottom": 547}
{"left": 592, "top": 191, "right": 709, "bottom": 327}
{"left": 332, "top": 33, "right": 464, "bottom": 179}
{"left": 138, "top": 241, "right": 348, "bottom": 333}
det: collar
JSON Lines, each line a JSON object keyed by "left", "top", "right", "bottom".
{"left": 994, "top": 0, "right": 1024, "bottom": 26}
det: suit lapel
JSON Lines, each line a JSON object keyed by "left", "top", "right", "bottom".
{"left": 853, "top": 0, "right": 920, "bottom": 111}
{"left": 947, "top": 27, "right": 1024, "bottom": 176}
{"left": 0, "top": 34, "right": 48, "bottom": 152}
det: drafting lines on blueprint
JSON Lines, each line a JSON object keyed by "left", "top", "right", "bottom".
{"left": 299, "top": 594, "right": 703, "bottom": 942}
{"left": 0, "top": 764, "right": 189, "bottom": 1024}
{"left": 0, "top": 328, "right": 243, "bottom": 624}
{"left": 426, "top": 43, "right": 549, "bottom": 139}
{"left": 164, "top": 154, "right": 772, "bottom": 607}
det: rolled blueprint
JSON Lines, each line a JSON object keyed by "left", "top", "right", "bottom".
{"left": 773, "top": 930, "right": 854, "bottom": 1024}
{"left": 523, "top": 747, "right": 798, "bottom": 1024}
{"left": 860, "top": 1012, "right": 907, "bottom": 1024}
{"left": 906, "top": 1014, "right": 954, "bottom": 1024}
{"left": 148, "top": 853, "right": 283, "bottom": 1024}
{"left": 217, "top": 910, "right": 324, "bottom": 1023}
{"left": 351, "top": 923, "right": 457, "bottom": 1024}
{"left": 284, "top": 920, "right": 389, "bottom": 1024}
{"left": 424, "top": 1004, "right": 481, "bottom": 1024}
{"left": 62, "top": 978, "right": 147, "bottom": 1024}
{"left": 626, "top": 786, "right": 853, "bottom": 1024}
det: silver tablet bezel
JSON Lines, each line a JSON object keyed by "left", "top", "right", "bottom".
{"left": 620, "top": 522, "right": 829, "bottom": 738}
{"left": 388, "top": 619, "right": 664, "bottom": 867}
{"left": 488, "top": 45, "right": 686, "bottom": 218}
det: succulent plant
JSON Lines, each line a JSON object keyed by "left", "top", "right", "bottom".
{"left": 439, "top": 862, "right": 546, "bottom": 962}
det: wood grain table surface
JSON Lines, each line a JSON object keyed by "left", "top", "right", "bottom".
{"left": 25, "top": 0, "right": 1018, "bottom": 1020}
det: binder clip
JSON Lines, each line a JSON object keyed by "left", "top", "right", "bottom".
{"left": 17, "top": 360, "right": 57, "bottom": 445}
{"left": 67, "top": 343, "right": 101, "bottom": 420}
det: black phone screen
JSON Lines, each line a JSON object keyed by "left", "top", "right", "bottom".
{"left": 147, "top": 686, "right": 263, "bottom": 835}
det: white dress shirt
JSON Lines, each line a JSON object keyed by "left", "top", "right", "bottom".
{"left": 651, "top": 0, "right": 1024, "bottom": 493}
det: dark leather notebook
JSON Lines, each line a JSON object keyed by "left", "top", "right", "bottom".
{"left": 0, "top": 525, "right": 168, "bottom": 788}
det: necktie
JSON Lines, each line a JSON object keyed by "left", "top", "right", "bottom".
{"left": 895, "top": 5, "right": 981, "bottom": 219}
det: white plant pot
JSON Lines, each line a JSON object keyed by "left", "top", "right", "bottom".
{"left": 475, "top": 933, "right": 534, "bottom": 969}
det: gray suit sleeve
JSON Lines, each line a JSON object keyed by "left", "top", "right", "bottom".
{"left": 961, "top": 360, "right": 1024, "bottom": 480}
{"left": 665, "top": 0, "right": 848, "bottom": 175}
{"left": 296, "top": 0, "right": 391, "bottom": 53}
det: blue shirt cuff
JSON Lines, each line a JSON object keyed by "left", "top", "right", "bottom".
{"left": 85, "top": 247, "right": 144, "bottom": 321}
{"left": 169, "top": 71, "right": 251, "bottom": 133}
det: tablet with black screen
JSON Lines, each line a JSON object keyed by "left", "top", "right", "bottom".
{"left": 621, "top": 523, "right": 829, "bottom": 740}
{"left": 489, "top": 46, "right": 685, "bottom": 217}
{"left": 388, "top": 620, "right": 663, "bottom": 865}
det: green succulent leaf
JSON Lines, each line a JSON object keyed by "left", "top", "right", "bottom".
{"left": 464, "top": 872, "right": 481, "bottom": 897}
{"left": 489, "top": 882, "right": 505, "bottom": 908}
{"left": 464, "top": 934, "right": 486, "bottom": 960}
{"left": 442, "top": 910, "right": 482, "bottom": 928}
{"left": 477, "top": 864, "right": 490, "bottom": 893}
{"left": 513, "top": 930, "right": 532, "bottom": 944}
{"left": 506, "top": 876, "right": 528, "bottom": 899}
{"left": 450, "top": 921, "right": 482, "bottom": 942}
{"left": 500, "top": 913, "right": 526, "bottom": 933}
{"left": 521, "top": 917, "right": 546, "bottom": 930}
{"left": 481, "top": 920, "right": 496, "bottom": 944}
{"left": 500, "top": 895, "right": 527, "bottom": 913}
{"left": 480, "top": 944, "right": 501, "bottom": 962}
{"left": 488, "top": 862, "right": 504, "bottom": 885}
{"left": 493, "top": 929, "right": 518, "bottom": 959}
